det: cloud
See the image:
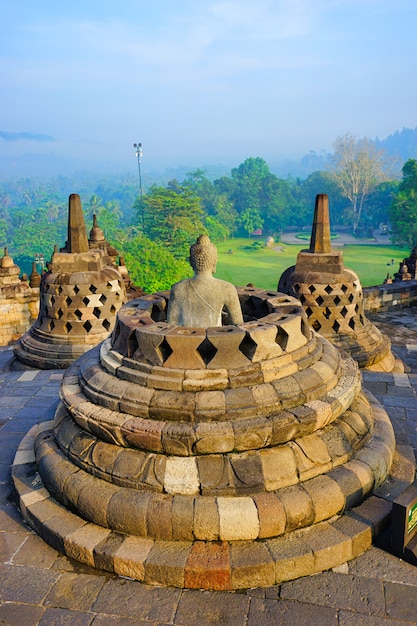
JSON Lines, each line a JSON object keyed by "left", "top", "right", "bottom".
{"left": 0, "top": 131, "right": 55, "bottom": 142}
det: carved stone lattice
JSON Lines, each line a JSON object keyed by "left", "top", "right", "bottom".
{"left": 278, "top": 194, "right": 401, "bottom": 372}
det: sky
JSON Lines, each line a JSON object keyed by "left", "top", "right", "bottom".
{"left": 1, "top": 0, "right": 417, "bottom": 176}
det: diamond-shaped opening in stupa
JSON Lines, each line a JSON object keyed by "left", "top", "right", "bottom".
{"left": 158, "top": 338, "right": 174, "bottom": 363}
{"left": 196, "top": 337, "right": 217, "bottom": 365}
{"left": 239, "top": 333, "right": 258, "bottom": 360}
{"left": 275, "top": 326, "right": 289, "bottom": 350}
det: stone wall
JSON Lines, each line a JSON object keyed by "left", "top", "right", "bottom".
{"left": 363, "top": 280, "right": 417, "bottom": 313}
{"left": 0, "top": 286, "right": 39, "bottom": 346}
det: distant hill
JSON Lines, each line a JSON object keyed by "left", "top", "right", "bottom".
{"left": 1, "top": 127, "right": 416, "bottom": 181}
{"left": 375, "top": 127, "right": 417, "bottom": 162}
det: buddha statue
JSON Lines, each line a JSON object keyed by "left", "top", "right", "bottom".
{"left": 167, "top": 234, "right": 243, "bottom": 327}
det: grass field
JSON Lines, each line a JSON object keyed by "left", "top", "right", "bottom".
{"left": 215, "top": 238, "right": 409, "bottom": 290}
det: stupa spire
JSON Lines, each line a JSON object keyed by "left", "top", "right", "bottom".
{"left": 65, "top": 194, "right": 89, "bottom": 253}
{"left": 309, "top": 193, "right": 331, "bottom": 254}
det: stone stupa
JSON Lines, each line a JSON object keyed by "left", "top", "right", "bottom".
{"left": 13, "top": 194, "right": 126, "bottom": 369}
{"left": 13, "top": 236, "right": 408, "bottom": 590}
{"left": 278, "top": 194, "right": 402, "bottom": 372}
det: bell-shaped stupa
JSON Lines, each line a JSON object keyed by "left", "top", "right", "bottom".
{"left": 278, "top": 195, "right": 402, "bottom": 372}
{"left": 12, "top": 237, "right": 402, "bottom": 590}
{"left": 13, "top": 194, "right": 126, "bottom": 369}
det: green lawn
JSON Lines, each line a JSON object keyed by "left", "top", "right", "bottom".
{"left": 215, "top": 238, "right": 409, "bottom": 290}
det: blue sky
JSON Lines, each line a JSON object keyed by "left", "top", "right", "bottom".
{"left": 1, "top": 0, "right": 416, "bottom": 175}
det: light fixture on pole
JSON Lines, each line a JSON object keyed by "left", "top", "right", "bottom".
{"left": 133, "top": 142, "right": 144, "bottom": 232}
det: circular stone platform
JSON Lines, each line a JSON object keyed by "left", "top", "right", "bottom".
{"left": 13, "top": 287, "right": 398, "bottom": 589}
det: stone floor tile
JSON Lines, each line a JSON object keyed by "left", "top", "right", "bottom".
{"left": 0, "top": 531, "right": 27, "bottom": 561}
{"left": 0, "top": 396, "right": 28, "bottom": 408}
{"left": 0, "top": 503, "right": 30, "bottom": 535}
{"left": 280, "top": 571, "right": 386, "bottom": 616}
{"left": 92, "top": 578, "right": 181, "bottom": 622}
{"left": 92, "top": 615, "right": 158, "bottom": 626}
{"left": 348, "top": 547, "right": 417, "bottom": 586}
{"left": 1, "top": 418, "right": 37, "bottom": 433}
{"left": 12, "top": 533, "right": 60, "bottom": 568}
{"left": 338, "top": 611, "right": 416, "bottom": 625}
{"left": 0, "top": 563, "right": 60, "bottom": 604}
{"left": 38, "top": 607, "right": 94, "bottom": 626}
{"left": 0, "top": 601, "right": 45, "bottom": 626}
{"left": 174, "top": 589, "right": 249, "bottom": 626}
{"left": 44, "top": 572, "right": 106, "bottom": 612}
{"left": 246, "top": 597, "right": 338, "bottom": 626}
{"left": 0, "top": 433, "right": 23, "bottom": 464}
{"left": 385, "top": 580, "right": 417, "bottom": 621}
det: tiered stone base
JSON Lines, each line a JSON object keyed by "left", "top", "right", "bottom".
{"left": 11, "top": 289, "right": 405, "bottom": 589}
{"left": 12, "top": 411, "right": 413, "bottom": 590}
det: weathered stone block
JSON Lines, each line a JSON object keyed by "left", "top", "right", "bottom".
{"left": 302, "top": 475, "right": 345, "bottom": 523}
{"left": 333, "top": 514, "right": 372, "bottom": 557}
{"left": 144, "top": 540, "right": 192, "bottom": 587}
{"left": 193, "top": 496, "right": 220, "bottom": 540}
{"left": 253, "top": 492, "right": 286, "bottom": 539}
{"left": 267, "top": 534, "right": 314, "bottom": 583}
{"left": 164, "top": 457, "right": 199, "bottom": 496}
{"left": 194, "top": 390, "right": 226, "bottom": 421}
{"left": 194, "top": 421, "right": 234, "bottom": 454}
{"left": 146, "top": 494, "right": 173, "bottom": 540}
{"left": 64, "top": 523, "right": 112, "bottom": 567}
{"left": 278, "top": 485, "right": 314, "bottom": 531}
{"left": 232, "top": 417, "right": 272, "bottom": 451}
{"left": 307, "top": 522, "right": 353, "bottom": 572}
{"left": 184, "top": 541, "right": 232, "bottom": 590}
{"left": 230, "top": 541, "right": 275, "bottom": 589}
{"left": 77, "top": 477, "right": 119, "bottom": 527}
{"left": 113, "top": 536, "right": 154, "bottom": 580}
{"left": 197, "top": 455, "right": 236, "bottom": 496}
{"left": 171, "top": 495, "right": 195, "bottom": 541}
{"left": 229, "top": 451, "right": 264, "bottom": 494}
{"left": 107, "top": 490, "right": 151, "bottom": 536}
{"left": 161, "top": 422, "right": 197, "bottom": 456}
{"left": 218, "top": 497, "right": 259, "bottom": 540}
{"left": 260, "top": 446, "right": 298, "bottom": 490}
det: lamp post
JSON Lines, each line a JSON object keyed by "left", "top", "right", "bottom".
{"left": 133, "top": 142, "right": 144, "bottom": 232}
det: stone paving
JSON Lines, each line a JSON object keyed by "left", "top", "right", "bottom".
{"left": 2, "top": 307, "right": 417, "bottom": 624}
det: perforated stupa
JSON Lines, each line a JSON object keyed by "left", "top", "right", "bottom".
{"left": 278, "top": 194, "right": 401, "bottom": 372}
{"left": 13, "top": 194, "right": 126, "bottom": 369}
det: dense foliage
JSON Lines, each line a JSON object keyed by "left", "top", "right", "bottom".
{"left": 0, "top": 145, "right": 414, "bottom": 290}
{"left": 389, "top": 159, "right": 417, "bottom": 247}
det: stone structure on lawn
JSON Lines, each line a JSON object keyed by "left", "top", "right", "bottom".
{"left": 394, "top": 247, "right": 417, "bottom": 282}
{"left": 13, "top": 194, "right": 126, "bottom": 369}
{"left": 13, "top": 238, "right": 398, "bottom": 589}
{"left": 278, "top": 194, "right": 401, "bottom": 372}
{"left": 0, "top": 247, "right": 39, "bottom": 346}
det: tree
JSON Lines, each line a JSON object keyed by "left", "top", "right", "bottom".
{"left": 238, "top": 207, "right": 264, "bottom": 237}
{"left": 389, "top": 159, "right": 417, "bottom": 246}
{"left": 330, "top": 133, "right": 389, "bottom": 232}
{"left": 141, "top": 183, "right": 205, "bottom": 259}
{"left": 117, "top": 234, "right": 190, "bottom": 293}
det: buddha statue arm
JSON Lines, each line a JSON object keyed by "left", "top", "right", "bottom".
{"left": 166, "top": 287, "right": 181, "bottom": 324}
{"left": 224, "top": 285, "right": 244, "bottom": 324}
